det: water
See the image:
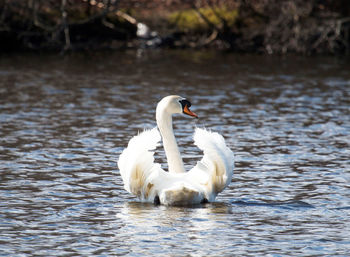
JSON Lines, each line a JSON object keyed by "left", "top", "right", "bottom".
{"left": 0, "top": 50, "right": 350, "bottom": 256}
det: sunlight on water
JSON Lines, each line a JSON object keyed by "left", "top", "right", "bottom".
{"left": 0, "top": 51, "right": 349, "bottom": 256}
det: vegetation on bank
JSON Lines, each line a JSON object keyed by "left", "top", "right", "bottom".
{"left": 168, "top": 6, "right": 238, "bottom": 32}
{"left": 0, "top": 0, "right": 349, "bottom": 55}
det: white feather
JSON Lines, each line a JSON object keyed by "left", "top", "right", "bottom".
{"left": 118, "top": 95, "right": 234, "bottom": 205}
{"left": 118, "top": 128, "right": 161, "bottom": 200}
{"left": 189, "top": 128, "right": 234, "bottom": 201}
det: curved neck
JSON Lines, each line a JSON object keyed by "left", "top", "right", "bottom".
{"left": 156, "top": 110, "right": 186, "bottom": 174}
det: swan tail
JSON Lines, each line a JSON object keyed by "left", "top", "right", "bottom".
{"left": 191, "top": 127, "right": 234, "bottom": 201}
{"left": 118, "top": 127, "right": 161, "bottom": 201}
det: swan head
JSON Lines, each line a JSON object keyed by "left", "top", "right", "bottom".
{"left": 157, "top": 95, "right": 198, "bottom": 118}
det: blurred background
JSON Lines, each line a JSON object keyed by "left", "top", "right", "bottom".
{"left": 1, "top": 0, "right": 350, "bottom": 54}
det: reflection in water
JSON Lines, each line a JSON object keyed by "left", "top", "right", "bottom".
{"left": 0, "top": 50, "right": 349, "bottom": 256}
{"left": 116, "top": 202, "right": 233, "bottom": 256}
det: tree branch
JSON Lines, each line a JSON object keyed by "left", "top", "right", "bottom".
{"left": 191, "top": 1, "right": 220, "bottom": 33}
{"left": 61, "top": 0, "right": 71, "bottom": 50}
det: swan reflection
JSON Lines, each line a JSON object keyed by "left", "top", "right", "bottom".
{"left": 116, "top": 201, "right": 233, "bottom": 234}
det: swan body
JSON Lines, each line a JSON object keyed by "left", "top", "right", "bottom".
{"left": 118, "top": 95, "right": 234, "bottom": 206}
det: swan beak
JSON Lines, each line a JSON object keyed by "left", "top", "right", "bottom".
{"left": 183, "top": 105, "right": 198, "bottom": 118}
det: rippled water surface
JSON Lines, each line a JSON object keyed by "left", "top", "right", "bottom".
{"left": 1, "top": 50, "right": 350, "bottom": 256}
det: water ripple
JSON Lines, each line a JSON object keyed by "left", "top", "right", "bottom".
{"left": 0, "top": 51, "right": 349, "bottom": 256}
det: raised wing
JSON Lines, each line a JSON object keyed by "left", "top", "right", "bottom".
{"left": 118, "top": 127, "right": 162, "bottom": 201}
{"left": 188, "top": 128, "right": 234, "bottom": 201}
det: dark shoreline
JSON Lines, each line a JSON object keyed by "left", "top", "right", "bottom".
{"left": 1, "top": 0, "right": 349, "bottom": 55}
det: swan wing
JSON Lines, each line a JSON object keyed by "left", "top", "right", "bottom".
{"left": 118, "top": 127, "right": 206, "bottom": 205}
{"left": 118, "top": 127, "right": 164, "bottom": 202}
{"left": 188, "top": 128, "right": 234, "bottom": 201}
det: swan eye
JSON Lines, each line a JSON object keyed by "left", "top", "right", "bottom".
{"left": 179, "top": 99, "right": 192, "bottom": 109}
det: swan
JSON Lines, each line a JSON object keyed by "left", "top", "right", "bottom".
{"left": 118, "top": 95, "right": 234, "bottom": 206}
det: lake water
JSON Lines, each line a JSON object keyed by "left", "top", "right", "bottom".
{"left": 0, "top": 50, "right": 349, "bottom": 256}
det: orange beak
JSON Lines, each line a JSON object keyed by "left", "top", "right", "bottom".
{"left": 183, "top": 104, "right": 198, "bottom": 118}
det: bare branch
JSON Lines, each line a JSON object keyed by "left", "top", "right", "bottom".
{"left": 61, "top": 0, "right": 71, "bottom": 50}
{"left": 191, "top": 1, "right": 220, "bottom": 33}
{"left": 115, "top": 10, "right": 137, "bottom": 25}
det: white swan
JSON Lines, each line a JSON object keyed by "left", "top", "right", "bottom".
{"left": 118, "top": 95, "right": 234, "bottom": 206}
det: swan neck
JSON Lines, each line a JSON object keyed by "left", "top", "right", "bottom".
{"left": 156, "top": 111, "right": 186, "bottom": 174}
